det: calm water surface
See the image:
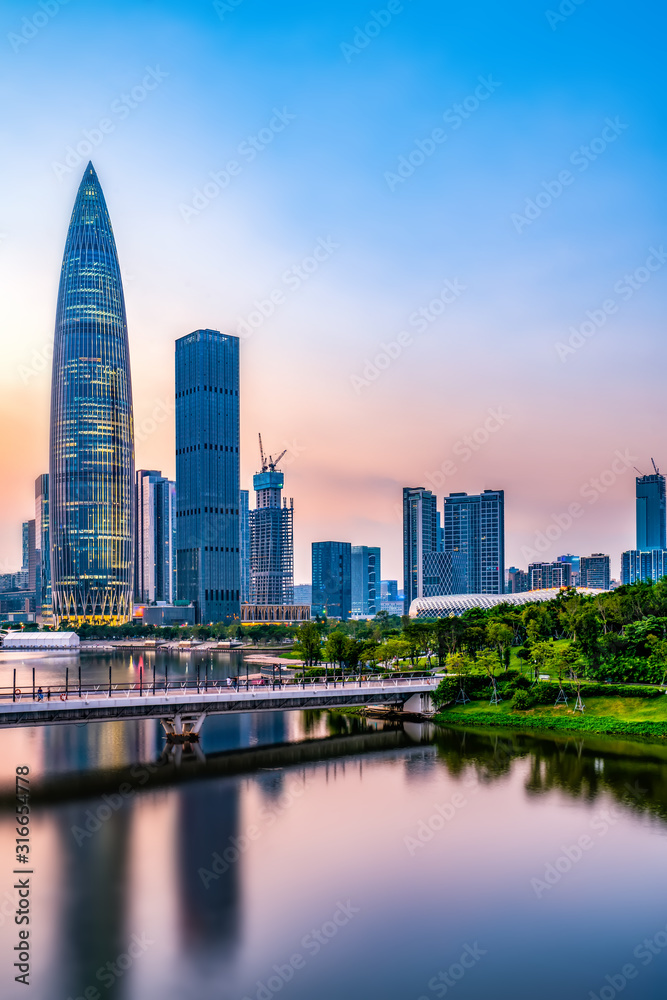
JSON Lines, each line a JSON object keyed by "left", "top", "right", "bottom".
{"left": 0, "top": 652, "right": 666, "bottom": 999}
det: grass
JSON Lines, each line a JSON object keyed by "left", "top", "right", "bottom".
{"left": 435, "top": 695, "right": 667, "bottom": 740}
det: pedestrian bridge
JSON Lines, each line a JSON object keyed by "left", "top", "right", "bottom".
{"left": 0, "top": 677, "right": 437, "bottom": 739}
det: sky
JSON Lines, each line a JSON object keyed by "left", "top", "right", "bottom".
{"left": 0, "top": 0, "right": 665, "bottom": 583}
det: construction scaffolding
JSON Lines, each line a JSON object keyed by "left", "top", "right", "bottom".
{"left": 249, "top": 436, "right": 295, "bottom": 606}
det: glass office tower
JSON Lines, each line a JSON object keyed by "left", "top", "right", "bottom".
{"left": 49, "top": 162, "right": 134, "bottom": 624}
{"left": 636, "top": 473, "right": 666, "bottom": 551}
{"left": 403, "top": 487, "right": 439, "bottom": 613}
{"left": 351, "top": 545, "right": 381, "bottom": 615}
{"left": 35, "top": 474, "right": 51, "bottom": 621}
{"left": 443, "top": 489, "right": 505, "bottom": 595}
{"left": 175, "top": 330, "right": 240, "bottom": 623}
{"left": 312, "top": 541, "right": 352, "bottom": 619}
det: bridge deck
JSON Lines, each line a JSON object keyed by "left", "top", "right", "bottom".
{"left": 0, "top": 678, "right": 436, "bottom": 729}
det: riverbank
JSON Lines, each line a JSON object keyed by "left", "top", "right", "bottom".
{"left": 434, "top": 695, "right": 667, "bottom": 741}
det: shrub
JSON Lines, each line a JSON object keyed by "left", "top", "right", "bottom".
{"left": 511, "top": 690, "right": 536, "bottom": 711}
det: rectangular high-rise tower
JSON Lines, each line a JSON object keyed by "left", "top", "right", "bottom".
{"left": 312, "top": 542, "right": 351, "bottom": 619}
{"left": 443, "top": 489, "right": 505, "bottom": 595}
{"left": 175, "top": 330, "right": 240, "bottom": 624}
{"left": 34, "top": 474, "right": 51, "bottom": 621}
{"left": 636, "top": 472, "right": 666, "bottom": 551}
{"left": 240, "top": 489, "right": 250, "bottom": 604}
{"left": 135, "top": 470, "right": 176, "bottom": 604}
{"left": 249, "top": 449, "right": 294, "bottom": 607}
{"left": 351, "top": 545, "right": 381, "bottom": 615}
{"left": 403, "top": 487, "right": 438, "bottom": 613}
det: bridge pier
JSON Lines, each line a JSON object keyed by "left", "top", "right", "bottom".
{"left": 161, "top": 712, "right": 208, "bottom": 743}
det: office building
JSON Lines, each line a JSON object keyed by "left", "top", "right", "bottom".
{"left": 557, "top": 554, "right": 580, "bottom": 587}
{"left": 636, "top": 470, "right": 666, "bottom": 551}
{"left": 579, "top": 553, "right": 610, "bottom": 590}
{"left": 422, "top": 551, "right": 467, "bottom": 596}
{"left": 443, "top": 489, "right": 505, "bottom": 595}
{"left": 620, "top": 549, "right": 667, "bottom": 585}
{"left": 351, "top": 545, "right": 381, "bottom": 615}
{"left": 249, "top": 442, "right": 294, "bottom": 606}
{"left": 240, "top": 489, "right": 250, "bottom": 604}
{"left": 21, "top": 522, "right": 29, "bottom": 572}
{"left": 49, "top": 163, "right": 134, "bottom": 624}
{"left": 175, "top": 329, "right": 240, "bottom": 623}
{"left": 34, "top": 474, "right": 51, "bottom": 620}
{"left": 528, "top": 561, "right": 572, "bottom": 590}
{"left": 312, "top": 541, "right": 351, "bottom": 619}
{"left": 135, "top": 470, "right": 176, "bottom": 605}
{"left": 293, "top": 584, "right": 312, "bottom": 605}
{"left": 507, "top": 567, "right": 530, "bottom": 594}
{"left": 403, "top": 487, "right": 439, "bottom": 613}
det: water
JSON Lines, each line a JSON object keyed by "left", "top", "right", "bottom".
{"left": 0, "top": 652, "right": 666, "bottom": 999}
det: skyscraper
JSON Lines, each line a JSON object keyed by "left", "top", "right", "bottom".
{"left": 21, "top": 522, "right": 29, "bottom": 572}
{"left": 636, "top": 470, "right": 666, "bottom": 551}
{"left": 351, "top": 545, "right": 381, "bottom": 615}
{"left": 49, "top": 163, "right": 134, "bottom": 624}
{"left": 249, "top": 441, "right": 294, "bottom": 606}
{"left": 443, "top": 489, "right": 505, "bottom": 595}
{"left": 34, "top": 475, "right": 51, "bottom": 621}
{"left": 134, "top": 470, "right": 176, "bottom": 604}
{"left": 403, "top": 487, "right": 439, "bottom": 613}
{"left": 579, "top": 554, "right": 610, "bottom": 590}
{"left": 621, "top": 549, "right": 667, "bottom": 585}
{"left": 175, "top": 329, "right": 240, "bottom": 623}
{"left": 312, "top": 542, "right": 351, "bottom": 619}
{"left": 240, "top": 489, "right": 250, "bottom": 604}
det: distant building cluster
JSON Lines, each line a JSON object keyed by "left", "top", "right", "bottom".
{"left": 1, "top": 163, "right": 662, "bottom": 627}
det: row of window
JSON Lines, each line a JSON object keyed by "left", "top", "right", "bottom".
{"left": 176, "top": 445, "right": 239, "bottom": 454}
{"left": 204, "top": 546, "right": 239, "bottom": 553}
{"left": 177, "top": 508, "right": 239, "bottom": 517}
{"left": 205, "top": 589, "right": 240, "bottom": 602}
{"left": 176, "top": 386, "right": 239, "bottom": 397}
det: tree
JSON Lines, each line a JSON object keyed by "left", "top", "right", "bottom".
{"left": 295, "top": 622, "right": 322, "bottom": 666}
{"left": 324, "top": 630, "right": 348, "bottom": 668}
{"left": 487, "top": 622, "right": 513, "bottom": 668}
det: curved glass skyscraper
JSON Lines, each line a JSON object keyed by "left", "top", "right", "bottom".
{"left": 49, "top": 162, "right": 134, "bottom": 624}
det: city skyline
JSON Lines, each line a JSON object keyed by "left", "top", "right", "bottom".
{"left": 1, "top": 0, "right": 665, "bottom": 582}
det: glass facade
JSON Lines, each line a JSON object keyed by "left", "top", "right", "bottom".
{"left": 175, "top": 329, "right": 240, "bottom": 624}
{"left": 49, "top": 162, "right": 134, "bottom": 624}
{"left": 134, "top": 470, "right": 176, "bottom": 604}
{"left": 636, "top": 473, "right": 666, "bottom": 551}
{"left": 402, "top": 487, "right": 438, "bottom": 613}
{"left": 443, "top": 490, "right": 505, "bottom": 595}
{"left": 312, "top": 541, "right": 351, "bottom": 619}
{"left": 351, "top": 545, "right": 381, "bottom": 615}
{"left": 240, "top": 489, "right": 250, "bottom": 604}
{"left": 34, "top": 474, "right": 51, "bottom": 621}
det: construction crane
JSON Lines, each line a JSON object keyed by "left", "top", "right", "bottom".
{"left": 634, "top": 460, "right": 662, "bottom": 478}
{"left": 258, "top": 433, "right": 287, "bottom": 473}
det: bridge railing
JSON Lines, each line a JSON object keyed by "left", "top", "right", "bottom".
{"left": 0, "top": 674, "right": 437, "bottom": 705}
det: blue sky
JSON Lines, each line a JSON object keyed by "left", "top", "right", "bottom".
{"left": 0, "top": 0, "right": 665, "bottom": 581}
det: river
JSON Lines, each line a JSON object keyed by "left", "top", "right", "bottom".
{"left": 0, "top": 650, "right": 666, "bottom": 999}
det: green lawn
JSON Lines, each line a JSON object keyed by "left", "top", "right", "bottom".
{"left": 435, "top": 695, "right": 667, "bottom": 740}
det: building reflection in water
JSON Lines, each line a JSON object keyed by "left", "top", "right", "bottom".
{"left": 53, "top": 803, "right": 132, "bottom": 999}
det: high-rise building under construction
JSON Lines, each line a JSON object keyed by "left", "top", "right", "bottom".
{"left": 249, "top": 438, "right": 294, "bottom": 606}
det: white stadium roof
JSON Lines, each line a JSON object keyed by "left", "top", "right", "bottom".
{"left": 409, "top": 588, "right": 607, "bottom": 619}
